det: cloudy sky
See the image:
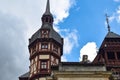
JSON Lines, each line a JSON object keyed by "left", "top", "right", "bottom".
{"left": 0, "top": 0, "right": 120, "bottom": 80}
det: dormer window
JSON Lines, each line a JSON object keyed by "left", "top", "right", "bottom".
{"left": 41, "top": 30, "right": 49, "bottom": 38}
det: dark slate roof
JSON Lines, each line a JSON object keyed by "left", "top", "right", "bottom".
{"left": 29, "top": 29, "right": 40, "bottom": 44}
{"left": 105, "top": 32, "right": 120, "bottom": 38}
{"left": 29, "top": 24, "right": 62, "bottom": 45}
{"left": 19, "top": 72, "right": 29, "bottom": 78}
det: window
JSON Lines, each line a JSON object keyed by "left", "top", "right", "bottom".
{"left": 41, "top": 30, "right": 49, "bottom": 38}
{"left": 46, "top": 17, "right": 48, "bottom": 22}
{"left": 117, "top": 52, "right": 120, "bottom": 60}
{"left": 41, "top": 61, "right": 47, "bottom": 69}
{"left": 41, "top": 43, "right": 48, "bottom": 49}
{"left": 112, "top": 71, "right": 120, "bottom": 79}
{"left": 107, "top": 52, "right": 115, "bottom": 59}
{"left": 49, "top": 19, "right": 52, "bottom": 23}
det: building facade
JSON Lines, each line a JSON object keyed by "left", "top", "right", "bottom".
{"left": 19, "top": 0, "right": 120, "bottom": 80}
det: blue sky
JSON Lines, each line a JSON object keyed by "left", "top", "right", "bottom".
{"left": 58, "top": 0, "right": 120, "bottom": 62}
{"left": 0, "top": 0, "right": 120, "bottom": 80}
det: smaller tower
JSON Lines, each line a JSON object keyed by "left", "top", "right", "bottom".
{"left": 28, "top": 0, "right": 63, "bottom": 80}
{"left": 93, "top": 15, "right": 120, "bottom": 79}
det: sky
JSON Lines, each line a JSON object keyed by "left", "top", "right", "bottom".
{"left": 0, "top": 0, "right": 120, "bottom": 80}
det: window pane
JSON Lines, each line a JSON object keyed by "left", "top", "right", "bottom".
{"left": 41, "top": 61, "right": 47, "bottom": 69}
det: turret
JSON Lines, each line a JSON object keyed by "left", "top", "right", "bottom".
{"left": 28, "top": 0, "right": 63, "bottom": 80}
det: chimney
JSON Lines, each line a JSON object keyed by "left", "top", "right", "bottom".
{"left": 82, "top": 55, "right": 88, "bottom": 63}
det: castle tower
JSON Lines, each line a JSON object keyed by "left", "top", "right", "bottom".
{"left": 28, "top": 0, "right": 63, "bottom": 80}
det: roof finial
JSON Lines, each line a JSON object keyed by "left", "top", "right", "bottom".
{"left": 45, "top": 0, "right": 51, "bottom": 14}
{"left": 105, "top": 13, "right": 110, "bottom": 32}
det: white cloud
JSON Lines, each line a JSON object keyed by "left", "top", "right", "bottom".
{"left": 108, "top": 6, "right": 120, "bottom": 24}
{"left": 62, "top": 29, "right": 78, "bottom": 54}
{"left": 114, "top": 0, "right": 120, "bottom": 2}
{"left": 79, "top": 42, "right": 98, "bottom": 62}
{"left": 0, "top": 12, "right": 29, "bottom": 80}
{"left": 109, "top": 16, "right": 115, "bottom": 22}
{"left": 0, "top": 0, "right": 76, "bottom": 80}
{"left": 51, "top": 0, "right": 75, "bottom": 24}
{"left": 61, "top": 56, "right": 67, "bottom": 62}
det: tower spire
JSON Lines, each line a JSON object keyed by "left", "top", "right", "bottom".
{"left": 45, "top": 0, "right": 51, "bottom": 15}
{"left": 42, "top": 0, "right": 53, "bottom": 25}
{"left": 105, "top": 14, "right": 110, "bottom": 32}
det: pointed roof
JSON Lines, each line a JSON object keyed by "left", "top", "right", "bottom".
{"left": 29, "top": 0, "right": 63, "bottom": 45}
{"left": 44, "top": 0, "right": 52, "bottom": 15}
{"left": 105, "top": 32, "right": 120, "bottom": 38}
{"left": 29, "top": 26, "right": 63, "bottom": 45}
{"left": 93, "top": 31, "right": 120, "bottom": 64}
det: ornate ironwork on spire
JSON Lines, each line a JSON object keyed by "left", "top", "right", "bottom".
{"left": 105, "top": 14, "right": 110, "bottom": 32}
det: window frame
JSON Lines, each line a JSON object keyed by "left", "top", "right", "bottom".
{"left": 40, "top": 60, "right": 47, "bottom": 70}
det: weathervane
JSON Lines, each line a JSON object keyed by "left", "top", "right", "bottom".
{"left": 105, "top": 13, "right": 111, "bottom": 32}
